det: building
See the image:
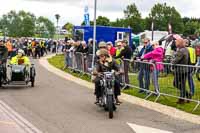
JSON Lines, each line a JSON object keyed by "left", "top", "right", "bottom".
{"left": 73, "top": 26, "right": 132, "bottom": 46}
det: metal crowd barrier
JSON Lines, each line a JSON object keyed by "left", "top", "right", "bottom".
{"left": 64, "top": 51, "right": 93, "bottom": 75}
{"left": 156, "top": 62, "right": 200, "bottom": 111}
{"left": 63, "top": 52, "right": 200, "bottom": 111}
{"left": 121, "top": 59, "right": 200, "bottom": 112}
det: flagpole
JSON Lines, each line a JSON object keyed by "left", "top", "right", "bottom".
{"left": 92, "top": 0, "right": 97, "bottom": 69}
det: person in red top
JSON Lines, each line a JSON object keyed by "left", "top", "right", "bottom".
{"left": 106, "top": 41, "right": 116, "bottom": 57}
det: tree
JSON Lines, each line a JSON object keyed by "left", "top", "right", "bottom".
{"left": 123, "top": 3, "right": 144, "bottom": 33}
{"left": 183, "top": 21, "right": 200, "bottom": 36}
{"left": 96, "top": 16, "right": 110, "bottom": 26}
{"left": 124, "top": 3, "right": 141, "bottom": 18}
{"left": 81, "top": 21, "right": 94, "bottom": 26}
{"left": 62, "top": 22, "right": 74, "bottom": 38}
{"left": 148, "top": 3, "right": 184, "bottom": 33}
{"left": 111, "top": 18, "right": 126, "bottom": 27}
{"left": 18, "top": 10, "right": 36, "bottom": 37}
{"left": 0, "top": 10, "right": 36, "bottom": 37}
{"left": 182, "top": 17, "right": 190, "bottom": 24}
{"left": 81, "top": 16, "right": 110, "bottom": 26}
{"left": 36, "top": 16, "right": 56, "bottom": 38}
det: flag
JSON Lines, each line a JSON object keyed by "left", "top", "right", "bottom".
{"left": 168, "top": 23, "right": 172, "bottom": 34}
{"left": 151, "top": 22, "right": 154, "bottom": 41}
{"left": 151, "top": 22, "right": 154, "bottom": 31}
{"left": 84, "top": 6, "right": 90, "bottom": 26}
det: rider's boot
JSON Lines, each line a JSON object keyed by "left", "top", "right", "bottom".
{"left": 94, "top": 97, "right": 100, "bottom": 104}
{"left": 115, "top": 97, "right": 122, "bottom": 105}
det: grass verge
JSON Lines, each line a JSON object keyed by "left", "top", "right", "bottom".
{"left": 48, "top": 54, "right": 200, "bottom": 115}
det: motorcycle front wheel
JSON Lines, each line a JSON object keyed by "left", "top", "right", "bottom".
{"left": 107, "top": 95, "right": 113, "bottom": 119}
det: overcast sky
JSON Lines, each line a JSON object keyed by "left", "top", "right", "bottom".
{"left": 0, "top": 0, "right": 200, "bottom": 26}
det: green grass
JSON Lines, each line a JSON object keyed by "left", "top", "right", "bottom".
{"left": 48, "top": 54, "right": 200, "bottom": 115}
{"left": 48, "top": 54, "right": 91, "bottom": 82}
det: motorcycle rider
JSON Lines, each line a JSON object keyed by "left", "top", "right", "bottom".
{"left": 10, "top": 49, "right": 30, "bottom": 66}
{"left": 93, "top": 49, "right": 122, "bottom": 105}
{"left": 0, "top": 39, "right": 8, "bottom": 82}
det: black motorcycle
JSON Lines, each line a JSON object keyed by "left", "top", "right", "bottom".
{"left": 98, "top": 71, "right": 116, "bottom": 119}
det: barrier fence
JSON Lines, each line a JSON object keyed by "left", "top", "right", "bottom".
{"left": 63, "top": 51, "right": 200, "bottom": 112}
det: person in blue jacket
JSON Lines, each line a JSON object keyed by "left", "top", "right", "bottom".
{"left": 137, "top": 38, "right": 153, "bottom": 93}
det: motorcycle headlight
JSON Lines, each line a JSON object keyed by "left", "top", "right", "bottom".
{"left": 105, "top": 74, "right": 113, "bottom": 79}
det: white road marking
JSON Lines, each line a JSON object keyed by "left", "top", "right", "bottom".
{"left": 0, "top": 100, "right": 43, "bottom": 133}
{"left": 127, "top": 122, "right": 173, "bottom": 133}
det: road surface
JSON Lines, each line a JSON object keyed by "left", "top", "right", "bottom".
{"left": 0, "top": 59, "right": 199, "bottom": 133}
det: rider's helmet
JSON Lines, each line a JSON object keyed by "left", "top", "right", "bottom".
{"left": 18, "top": 49, "right": 25, "bottom": 56}
{"left": 98, "top": 49, "right": 109, "bottom": 57}
{"left": 98, "top": 41, "right": 107, "bottom": 48}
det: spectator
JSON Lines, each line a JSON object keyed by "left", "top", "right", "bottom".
{"left": 75, "top": 41, "right": 83, "bottom": 53}
{"left": 27, "top": 40, "right": 33, "bottom": 57}
{"left": 6, "top": 39, "right": 13, "bottom": 58}
{"left": 115, "top": 40, "right": 132, "bottom": 89}
{"left": 107, "top": 41, "right": 116, "bottom": 57}
{"left": 81, "top": 41, "right": 89, "bottom": 72}
{"left": 115, "top": 41, "right": 124, "bottom": 65}
{"left": 142, "top": 41, "right": 164, "bottom": 94}
{"left": 68, "top": 41, "right": 77, "bottom": 69}
{"left": 88, "top": 39, "right": 96, "bottom": 54}
{"left": 40, "top": 40, "right": 46, "bottom": 56}
{"left": 52, "top": 41, "right": 57, "bottom": 53}
{"left": 185, "top": 39, "right": 196, "bottom": 96}
{"left": 81, "top": 41, "right": 88, "bottom": 54}
{"left": 137, "top": 38, "right": 153, "bottom": 93}
{"left": 34, "top": 41, "right": 41, "bottom": 59}
{"left": 172, "top": 38, "right": 190, "bottom": 104}
{"left": 63, "top": 41, "right": 72, "bottom": 69}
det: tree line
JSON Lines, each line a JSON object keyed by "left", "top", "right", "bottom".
{"left": 81, "top": 2, "right": 200, "bottom": 36}
{"left": 0, "top": 10, "right": 56, "bottom": 38}
{"left": 1, "top": 3, "right": 200, "bottom": 38}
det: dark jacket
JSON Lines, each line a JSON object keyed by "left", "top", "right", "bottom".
{"left": 88, "top": 44, "right": 97, "bottom": 55}
{"left": 138, "top": 44, "right": 153, "bottom": 58}
{"left": 0, "top": 46, "right": 8, "bottom": 63}
{"left": 172, "top": 47, "right": 189, "bottom": 73}
{"left": 75, "top": 44, "right": 83, "bottom": 53}
{"left": 64, "top": 45, "right": 71, "bottom": 50}
{"left": 172, "top": 47, "right": 189, "bottom": 65}
{"left": 96, "top": 59, "right": 119, "bottom": 72}
{"left": 82, "top": 47, "right": 88, "bottom": 54}
{"left": 115, "top": 45, "right": 132, "bottom": 59}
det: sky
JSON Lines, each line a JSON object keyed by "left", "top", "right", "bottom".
{"left": 0, "top": 0, "right": 200, "bottom": 26}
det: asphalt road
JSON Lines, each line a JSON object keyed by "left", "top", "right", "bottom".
{"left": 0, "top": 59, "right": 199, "bottom": 133}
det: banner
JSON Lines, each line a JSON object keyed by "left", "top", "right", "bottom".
{"left": 84, "top": 6, "right": 90, "bottom": 26}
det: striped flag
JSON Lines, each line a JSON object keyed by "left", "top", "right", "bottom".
{"left": 151, "top": 22, "right": 154, "bottom": 31}
{"left": 168, "top": 23, "right": 172, "bottom": 34}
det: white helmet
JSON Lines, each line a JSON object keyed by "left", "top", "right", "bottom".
{"left": 18, "top": 49, "right": 25, "bottom": 55}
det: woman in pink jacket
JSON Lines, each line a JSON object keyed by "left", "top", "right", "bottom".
{"left": 142, "top": 41, "right": 164, "bottom": 94}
